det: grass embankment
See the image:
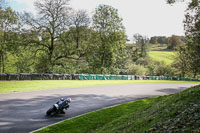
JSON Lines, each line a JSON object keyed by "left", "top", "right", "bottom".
{"left": 0, "top": 80, "right": 198, "bottom": 93}
{"left": 36, "top": 85, "right": 200, "bottom": 133}
{"left": 149, "top": 51, "right": 175, "bottom": 65}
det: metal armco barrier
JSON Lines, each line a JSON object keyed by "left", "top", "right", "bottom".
{"left": 0, "top": 73, "right": 200, "bottom": 81}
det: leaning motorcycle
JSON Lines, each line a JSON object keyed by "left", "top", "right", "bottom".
{"left": 46, "top": 98, "right": 71, "bottom": 116}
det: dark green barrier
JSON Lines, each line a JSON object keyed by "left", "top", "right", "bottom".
{"left": 1, "top": 73, "right": 200, "bottom": 81}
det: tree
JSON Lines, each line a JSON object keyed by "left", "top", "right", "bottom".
{"left": 132, "top": 33, "right": 149, "bottom": 61}
{"left": 183, "top": 0, "right": 200, "bottom": 78}
{"left": 172, "top": 43, "right": 188, "bottom": 77}
{"left": 184, "top": 0, "right": 199, "bottom": 44}
{"left": 150, "top": 36, "right": 168, "bottom": 44}
{"left": 157, "top": 36, "right": 168, "bottom": 44}
{"left": 0, "top": 7, "right": 18, "bottom": 73}
{"left": 21, "top": 0, "right": 72, "bottom": 72}
{"left": 168, "top": 35, "right": 184, "bottom": 49}
{"left": 150, "top": 37, "right": 157, "bottom": 44}
{"left": 52, "top": 9, "right": 91, "bottom": 74}
{"left": 91, "top": 4, "right": 127, "bottom": 74}
{"left": 127, "top": 63, "right": 147, "bottom": 76}
{"left": 169, "top": 0, "right": 199, "bottom": 78}
{"left": 70, "top": 9, "right": 90, "bottom": 49}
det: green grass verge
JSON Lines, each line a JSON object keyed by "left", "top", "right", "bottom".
{"left": 149, "top": 51, "right": 175, "bottom": 65}
{"left": 0, "top": 80, "right": 199, "bottom": 93}
{"left": 36, "top": 84, "right": 200, "bottom": 133}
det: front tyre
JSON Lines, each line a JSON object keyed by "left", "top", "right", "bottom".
{"left": 46, "top": 107, "right": 54, "bottom": 116}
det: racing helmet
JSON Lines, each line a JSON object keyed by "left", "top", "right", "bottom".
{"left": 66, "top": 98, "right": 71, "bottom": 103}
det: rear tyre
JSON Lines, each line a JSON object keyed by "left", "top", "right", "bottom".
{"left": 46, "top": 107, "right": 54, "bottom": 116}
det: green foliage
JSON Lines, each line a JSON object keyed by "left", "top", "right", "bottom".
{"left": 124, "top": 52, "right": 174, "bottom": 76}
{"left": 132, "top": 34, "right": 149, "bottom": 61}
{"left": 168, "top": 35, "right": 185, "bottom": 49}
{"left": 0, "top": 0, "right": 198, "bottom": 79}
{"left": 90, "top": 4, "right": 127, "bottom": 74}
{"left": 140, "top": 54, "right": 175, "bottom": 76}
{"left": 127, "top": 63, "right": 147, "bottom": 76}
{"left": 0, "top": 7, "right": 19, "bottom": 73}
{"left": 150, "top": 36, "right": 168, "bottom": 44}
{"left": 172, "top": 43, "right": 188, "bottom": 77}
{"left": 147, "top": 61, "right": 174, "bottom": 76}
{"left": 14, "top": 50, "right": 34, "bottom": 73}
{"left": 8, "top": 2, "right": 127, "bottom": 74}
{"left": 185, "top": 0, "right": 200, "bottom": 78}
{"left": 149, "top": 36, "right": 158, "bottom": 44}
{"left": 20, "top": 0, "right": 73, "bottom": 72}
{"left": 129, "top": 56, "right": 174, "bottom": 76}
{"left": 172, "top": 0, "right": 200, "bottom": 78}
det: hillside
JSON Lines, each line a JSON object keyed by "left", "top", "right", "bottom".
{"left": 149, "top": 51, "right": 175, "bottom": 65}
{"left": 127, "top": 43, "right": 175, "bottom": 65}
{"left": 96, "top": 85, "right": 200, "bottom": 132}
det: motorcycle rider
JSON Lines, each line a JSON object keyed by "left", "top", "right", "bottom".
{"left": 56, "top": 98, "right": 71, "bottom": 114}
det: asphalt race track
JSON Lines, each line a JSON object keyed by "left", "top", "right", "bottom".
{"left": 0, "top": 83, "right": 199, "bottom": 133}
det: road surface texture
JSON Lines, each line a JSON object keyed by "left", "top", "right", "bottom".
{"left": 0, "top": 83, "right": 199, "bottom": 133}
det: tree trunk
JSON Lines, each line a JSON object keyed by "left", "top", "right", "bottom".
{"left": 193, "top": 71, "right": 197, "bottom": 78}
{"left": 0, "top": 54, "right": 2, "bottom": 73}
{"left": 2, "top": 53, "right": 5, "bottom": 73}
{"left": 76, "top": 28, "right": 80, "bottom": 49}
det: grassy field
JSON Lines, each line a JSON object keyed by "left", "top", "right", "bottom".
{"left": 149, "top": 51, "right": 175, "bottom": 65}
{"left": 36, "top": 84, "right": 200, "bottom": 133}
{"left": 127, "top": 43, "right": 175, "bottom": 65}
{"left": 149, "top": 43, "right": 168, "bottom": 51}
{"left": 0, "top": 80, "right": 199, "bottom": 93}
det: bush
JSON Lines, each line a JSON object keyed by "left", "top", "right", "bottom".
{"left": 146, "top": 61, "right": 174, "bottom": 76}
{"left": 136, "top": 57, "right": 152, "bottom": 66}
{"left": 127, "top": 64, "right": 147, "bottom": 76}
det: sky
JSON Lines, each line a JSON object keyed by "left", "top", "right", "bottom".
{"left": 7, "top": 0, "right": 189, "bottom": 40}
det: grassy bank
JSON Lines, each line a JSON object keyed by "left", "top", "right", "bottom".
{"left": 36, "top": 85, "right": 200, "bottom": 133}
{"left": 149, "top": 51, "right": 175, "bottom": 65}
{"left": 0, "top": 80, "right": 199, "bottom": 93}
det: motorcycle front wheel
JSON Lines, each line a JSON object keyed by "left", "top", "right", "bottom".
{"left": 46, "top": 107, "right": 54, "bottom": 116}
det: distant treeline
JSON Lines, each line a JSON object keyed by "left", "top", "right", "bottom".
{"left": 149, "top": 35, "right": 186, "bottom": 49}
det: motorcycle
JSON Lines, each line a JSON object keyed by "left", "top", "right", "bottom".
{"left": 46, "top": 98, "right": 71, "bottom": 116}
